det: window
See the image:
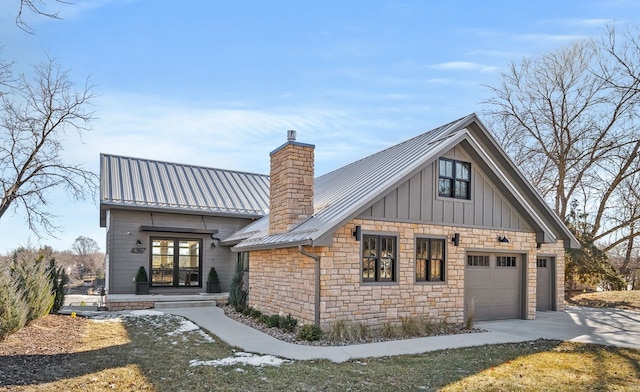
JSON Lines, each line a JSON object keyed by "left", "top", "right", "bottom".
{"left": 416, "top": 238, "right": 445, "bottom": 282}
{"left": 467, "top": 255, "right": 490, "bottom": 267}
{"left": 151, "top": 238, "right": 202, "bottom": 287}
{"left": 497, "top": 256, "right": 517, "bottom": 267}
{"left": 362, "top": 234, "right": 396, "bottom": 282}
{"left": 537, "top": 258, "right": 548, "bottom": 268}
{"left": 438, "top": 158, "right": 471, "bottom": 199}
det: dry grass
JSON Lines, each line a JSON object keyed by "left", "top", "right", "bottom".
{"left": 2, "top": 312, "right": 639, "bottom": 391}
{"left": 568, "top": 290, "right": 640, "bottom": 311}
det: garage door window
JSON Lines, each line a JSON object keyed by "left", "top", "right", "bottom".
{"left": 416, "top": 238, "right": 445, "bottom": 282}
{"left": 496, "top": 256, "right": 517, "bottom": 267}
{"left": 467, "top": 255, "right": 489, "bottom": 267}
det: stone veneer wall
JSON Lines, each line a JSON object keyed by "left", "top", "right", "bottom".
{"left": 269, "top": 142, "right": 315, "bottom": 234}
{"left": 249, "top": 218, "right": 567, "bottom": 328}
{"left": 248, "top": 248, "right": 318, "bottom": 325}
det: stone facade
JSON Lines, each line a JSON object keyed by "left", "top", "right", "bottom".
{"left": 248, "top": 218, "right": 566, "bottom": 328}
{"left": 269, "top": 141, "right": 315, "bottom": 234}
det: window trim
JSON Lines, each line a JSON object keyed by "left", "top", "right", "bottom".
{"left": 361, "top": 233, "right": 398, "bottom": 284}
{"left": 415, "top": 237, "right": 446, "bottom": 283}
{"left": 438, "top": 158, "right": 471, "bottom": 200}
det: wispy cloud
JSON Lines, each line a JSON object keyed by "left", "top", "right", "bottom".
{"left": 430, "top": 61, "right": 499, "bottom": 73}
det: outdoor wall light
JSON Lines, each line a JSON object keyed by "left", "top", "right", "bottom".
{"left": 136, "top": 239, "right": 142, "bottom": 246}
{"left": 498, "top": 235, "right": 510, "bottom": 243}
{"left": 353, "top": 225, "right": 362, "bottom": 241}
{"left": 451, "top": 232, "right": 460, "bottom": 246}
{"left": 211, "top": 238, "right": 220, "bottom": 248}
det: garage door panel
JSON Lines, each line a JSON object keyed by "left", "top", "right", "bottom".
{"left": 465, "top": 253, "right": 522, "bottom": 321}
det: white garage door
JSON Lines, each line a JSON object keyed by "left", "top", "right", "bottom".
{"left": 465, "top": 253, "right": 523, "bottom": 321}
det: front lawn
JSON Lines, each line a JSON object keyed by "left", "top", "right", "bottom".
{"left": 568, "top": 290, "right": 640, "bottom": 311}
{"left": 1, "top": 312, "right": 639, "bottom": 391}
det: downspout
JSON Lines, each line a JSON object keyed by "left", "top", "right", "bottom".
{"left": 298, "top": 245, "right": 321, "bottom": 327}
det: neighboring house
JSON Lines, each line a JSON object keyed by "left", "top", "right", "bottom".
{"left": 100, "top": 113, "right": 579, "bottom": 327}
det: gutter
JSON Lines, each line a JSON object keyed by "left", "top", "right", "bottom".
{"left": 298, "top": 245, "right": 321, "bottom": 327}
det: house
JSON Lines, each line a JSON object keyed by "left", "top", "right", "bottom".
{"left": 99, "top": 155, "right": 269, "bottom": 296}
{"left": 100, "top": 113, "right": 579, "bottom": 326}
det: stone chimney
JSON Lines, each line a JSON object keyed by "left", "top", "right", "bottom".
{"left": 269, "top": 130, "right": 315, "bottom": 234}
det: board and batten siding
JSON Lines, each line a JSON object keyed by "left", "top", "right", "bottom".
{"left": 359, "top": 146, "right": 531, "bottom": 231}
{"left": 105, "top": 209, "right": 253, "bottom": 294}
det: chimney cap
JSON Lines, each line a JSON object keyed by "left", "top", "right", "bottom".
{"left": 287, "top": 130, "right": 296, "bottom": 141}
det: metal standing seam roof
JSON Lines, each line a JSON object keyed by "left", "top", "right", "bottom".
{"left": 99, "top": 154, "right": 270, "bottom": 223}
{"left": 228, "top": 115, "right": 476, "bottom": 250}
{"left": 228, "top": 113, "right": 580, "bottom": 251}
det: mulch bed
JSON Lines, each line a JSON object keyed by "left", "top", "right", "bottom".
{"left": 0, "top": 314, "right": 89, "bottom": 387}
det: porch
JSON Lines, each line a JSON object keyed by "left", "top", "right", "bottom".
{"left": 106, "top": 292, "right": 229, "bottom": 311}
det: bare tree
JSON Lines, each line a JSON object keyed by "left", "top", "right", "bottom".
{"left": 17, "top": 0, "right": 65, "bottom": 33}
{"left": 71, "top": 236, "right": 102, "bottom": 277}
{"left": 0, "top": 55, "right": 97, "bottom": 237}
{"left": 484, "top": 27, "right": 640, "bottom": 242}
{"left": 483, "top": 26, "right": 640, "bottom": 290}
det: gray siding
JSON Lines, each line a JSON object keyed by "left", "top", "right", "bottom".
{"left": 106, "top": 209, "right": 253, "bottom": 294}
{"left": 359, "top": 146, "right": 532, "bottom": 231}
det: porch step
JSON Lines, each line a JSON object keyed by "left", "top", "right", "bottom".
{"left": 154, "top": 300, "right": 218, "bottom": 309}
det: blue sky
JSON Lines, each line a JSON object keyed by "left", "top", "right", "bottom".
{"left": 0, "top": 0, "right": 638, "bottom": 253}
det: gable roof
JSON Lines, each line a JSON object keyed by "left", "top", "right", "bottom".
{"left": 99, "top": 154, "right": 269, "bottom": 226}
{"left": 227, "top": 113, "right": 580, "bottom": 250}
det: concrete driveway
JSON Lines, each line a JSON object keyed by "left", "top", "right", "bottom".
{"left": 476, "top": 306, "right": 640, "bottom": 350}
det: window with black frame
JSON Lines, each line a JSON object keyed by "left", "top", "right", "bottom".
{"left": 438, "top": 158, "right": 471, "bottom": 199}
{"left": 362, "top": 234, "right": 396, "bottom": 282}
{"left": 416, "top": 238, "right": 445, "bottom": 282}
{"left": 151, "top": 238, "right": 202, "bottom": 287}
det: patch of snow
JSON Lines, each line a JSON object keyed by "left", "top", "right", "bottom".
{"left": 128, "top": 310, "right": 165, "bottom": 317}
{"left": 189, "top": 352, "right": 289, "bottom": 367}
{"left": 167, "top": 320, "right": 199, "bottom": 336}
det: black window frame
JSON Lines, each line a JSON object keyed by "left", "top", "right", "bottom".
{"left": 150, "top": 237, "right": 203, "bottom": 288}
{"left": 415, "top": 237, "right": 446, "bottom": 282}
{"left": 362, "top": 234, "right": 397, "bottom": 283}
{"left": 438, "top": 158, "right": 471, "bottom": 200}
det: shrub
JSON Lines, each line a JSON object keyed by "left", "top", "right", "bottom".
{"left": 327, "top": 319, "right": 349, "bottom": 343}
{"left": 266, "top": 314, "right": 281, "bottom": 328}
{"left": 227, "top": 260, "right": 247, "bottom": 312}
{"left": 400, "top": 316, "right": 420, "bottom": 337}
{"left": 381, "top": 322, "right": 398, "bottom": 339}
{"left": 12, "top": 251, "right": 53, "bottom": 323}
{"left": 135, "top": 266, "right": 148, "bottom": 282}
{"left": 207, "top": 267, "right": 219, "bottom": 283}
{"left": 249, "top": 308, "right": 262, "bottom": 319}
{"left": 242, "top": 306, "right": 253, "bottom": 317}
{"left": 0, "top": 263, "right": 28, "bottom": 340}
{"left": 279, "top": 314, "right": 298, "bottom": 332}
{"left": 258, "top": 314, "right": 269, "bottom": 324}
{"left": 297, "top": 324, "right": 323, "bottom": 341}
{"left": 351, "top": 322, "right": 370, "bottom": 341}
{"left": 48, "top": 259, "right": 69, "bottom": 314}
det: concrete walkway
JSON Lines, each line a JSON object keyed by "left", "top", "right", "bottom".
{"left": 161, "top": 305, "right": 640, "bottom": 363}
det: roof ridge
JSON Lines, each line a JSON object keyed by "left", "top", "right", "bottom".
{"left": 100, "top": 153, "right": 269, "bottom": 178}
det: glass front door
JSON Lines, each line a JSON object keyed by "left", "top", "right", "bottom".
{"left": 151, "top": 238, "right": 201, "bottom": 287}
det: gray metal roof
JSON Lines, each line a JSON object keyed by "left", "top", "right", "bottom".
{"left": 229, "top": 113, "right": 580, "bottom": 250}
{"left": 100, "top": 154, "right": 270, "bottom": 225}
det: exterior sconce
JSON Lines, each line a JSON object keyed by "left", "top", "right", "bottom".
{"left": 136, "top": 239, "right": 142, "bottom": 246}
{"left": 498, "top": 235, "right": 510, "bottom": 243}
{"left": 211, "top": 238, "right": 220, "bottom": 248}
{"left": 451, "top": 233, "right": 460, "bottom": 246}
{"left": 353, "top": 226, "right": 362, "bottom": 241}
